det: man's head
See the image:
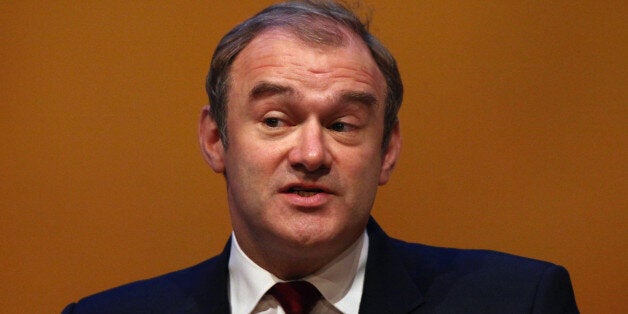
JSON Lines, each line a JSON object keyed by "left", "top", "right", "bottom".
{"left": 205, "top": 0, "right": 402, "bottom": 150}
{"left": 199, "top": 0, "right": 402, "bottom": 279}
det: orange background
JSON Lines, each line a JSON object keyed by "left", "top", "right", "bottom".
{"left": 1, "top": 1, "right": 625, "bottom": 313}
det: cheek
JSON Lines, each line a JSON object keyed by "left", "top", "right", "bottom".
{"left": 224, "top": 149, "right": 272, "bottom": 213}
{"left": 340, "top": 148, "right": 383, "bottom": 188}
{"left": 225, "top": 136, "right": 285, "bottom": 186}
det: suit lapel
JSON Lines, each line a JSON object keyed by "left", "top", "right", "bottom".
{"left": 181, "top": 238, "right": 232, "bottom": 314}
{"left": 359, "top": 218, "right": 425, "bottom": 314}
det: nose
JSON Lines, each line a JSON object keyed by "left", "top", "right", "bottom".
{"left": 288, "top": 120, "right": 332, "bottom": 172}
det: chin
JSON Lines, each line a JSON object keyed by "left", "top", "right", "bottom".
{"left": 283, "top": 219, "right": 353, "bottom": 249}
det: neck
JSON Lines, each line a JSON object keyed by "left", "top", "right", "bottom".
{"left": 234, "top": 230, "right": 363, "bottom": 280}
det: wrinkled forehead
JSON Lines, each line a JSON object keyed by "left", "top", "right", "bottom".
{"left": 231, "top": 27, "right": 387, "bottom": 102}
{"left": 233, "top": 25, "right": 385, "bottom": 89}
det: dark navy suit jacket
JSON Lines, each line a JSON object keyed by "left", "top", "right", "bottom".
{"left": 63, "top": 218, "right": 579, "bottom": 313}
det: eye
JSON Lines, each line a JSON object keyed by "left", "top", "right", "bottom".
{"left": 329, "top": 122, "right": 353, "bottom": 132}
{"left": 263, "top": 117, "right": 281, "bottom": 127}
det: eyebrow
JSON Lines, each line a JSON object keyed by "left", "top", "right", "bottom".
{"left": 249, "top": 82, "right": 294, "bottom": 100}
{"left": 337, "top": 90, "right": 378, "bottom": 108}
{"left": 249, "top": 81, "right": 378, "bottom": 108}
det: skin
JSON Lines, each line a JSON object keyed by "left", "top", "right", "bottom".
{"left": 199, "top": 28, "right": 401, "bottom": 279}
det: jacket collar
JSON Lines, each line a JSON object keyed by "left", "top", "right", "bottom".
{"left": 179, "top": 217, "right": 424, "bottom": 313}
{"left": 181, "top": 238, "right": 232, "bottom": 314}
{"left": 359, "top": 217, "right": 425, "bottom": 313}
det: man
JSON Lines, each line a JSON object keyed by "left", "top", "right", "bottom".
{"left": 63, "top": 1, "right": 579, "bottom": 313}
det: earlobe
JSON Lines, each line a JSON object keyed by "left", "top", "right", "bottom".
{"left": 198, "top": 105, "right": 226, "bottom": 173}
{"left": 378, "top": 121, "right": 401, "bottom": 185}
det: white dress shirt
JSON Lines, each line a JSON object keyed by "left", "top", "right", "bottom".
{"left": 228, "top": 232, "right": 369, "bottom": 314}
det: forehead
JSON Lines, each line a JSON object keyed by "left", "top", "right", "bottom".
{"left": 229, "top": 27, "right": 387, "bottom": 99}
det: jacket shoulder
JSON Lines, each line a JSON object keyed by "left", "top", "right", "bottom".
{"left": 63, "top": 253, "right": 229, "bottom": 314}
{"left": 388, "top": 238, "right": 578, "bottom": 313}
{"left": 391, "top": 238, "right": 557, "bottom": 280}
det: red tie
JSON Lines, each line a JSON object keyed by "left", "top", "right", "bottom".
{"left": 268, "top": 281, "right": 322, "bottom": 314}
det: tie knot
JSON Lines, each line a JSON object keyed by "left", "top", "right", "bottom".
{"left": 268, "top": 281, "right": 322, "bottom": 314}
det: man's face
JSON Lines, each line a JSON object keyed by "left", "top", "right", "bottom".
{"left": 200, "top": 28, "right": 400, "bottom": 264}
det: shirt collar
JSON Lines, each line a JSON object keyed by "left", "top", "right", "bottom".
{"left": 228, "top": 231, "right": 369, "bottom": 314}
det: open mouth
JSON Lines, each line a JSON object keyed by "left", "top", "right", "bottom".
{"left": 289, "top": 187, "right": 323, "bottom": 197}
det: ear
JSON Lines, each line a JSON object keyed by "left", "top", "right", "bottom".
{"left": 198, "top": 105, "right": 226, "bottom": 173}
{"left": 378, "top": 121, "right": 401, "bottom": 185}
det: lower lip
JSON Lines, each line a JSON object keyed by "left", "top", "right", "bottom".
{"left": 281, "top": 192, "right": 331, "bottom": 208}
